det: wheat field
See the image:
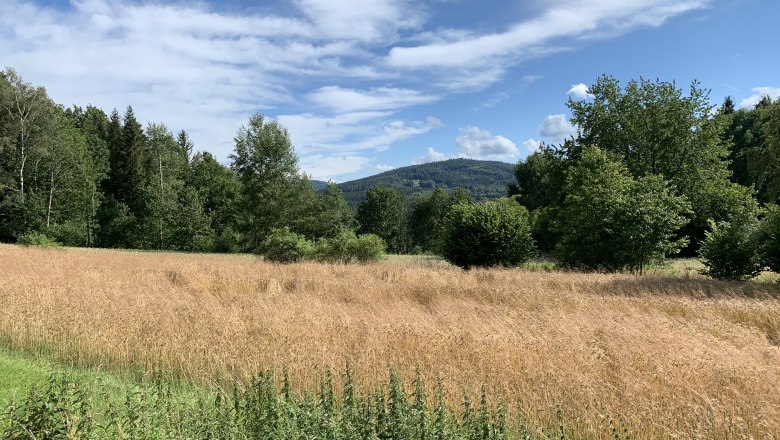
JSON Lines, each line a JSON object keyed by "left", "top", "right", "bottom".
{"left": 1, "top": 244, "right": 779, "bottom": 438}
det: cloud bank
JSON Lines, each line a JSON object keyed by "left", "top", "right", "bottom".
{"left": 0, "top": 0, "right": 708, "bottom": 179}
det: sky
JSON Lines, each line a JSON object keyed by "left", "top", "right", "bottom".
{"left": 1, "top": 0, "right": 779, "bottom": 182}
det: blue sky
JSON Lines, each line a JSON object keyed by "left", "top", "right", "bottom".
{"left": 1, "top": 0, "right": 778, "bottom": 181}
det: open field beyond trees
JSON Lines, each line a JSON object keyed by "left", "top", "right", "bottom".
{"left": 1, "top": 244, "right": 780, "bottom": 438}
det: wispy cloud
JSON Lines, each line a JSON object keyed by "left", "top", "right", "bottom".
{"left": 309, "top": 86, "right": 439, "bottom": 113}
{"left": 386, "top": 0, "right": 710, "bottom": 89}
{"left": 0, "top": 0, "right": 709, "bottom": 179}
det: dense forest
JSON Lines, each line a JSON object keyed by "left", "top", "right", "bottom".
{"left": 2, "top": 67, "right": 780, "bottom": 279}
{"left": 337, "top": 159, "right": 515, "bottom": 206}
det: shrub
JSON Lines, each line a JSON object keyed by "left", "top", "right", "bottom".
{"left": 46, "top": 221, "right": 87, "bottom": 247}
{"left": 349, "top": 233, "right": 386, "bottom": 263}
{"left": 699, "top": 220, "right": 763, "bottom": 281}
{"left": 555, "top": 147, "right": 690, "bottom": 273}
{"left": 314, "top": 230, "right": 385, "bottom": 263}
{"left": 441, "top": 199, "right": 535, "bottom": 269}
{"left": 258, "top": 227, "right": 313, "bottom": 263}
{"left": 314, "top": 230, "right": 353, "bottom": 263}
{"left": 17, "top": 231, "right": 62, "bottom": 248}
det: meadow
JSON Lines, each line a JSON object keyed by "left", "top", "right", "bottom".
{"left": 1, "top": 244, "right": 779, "bottom": 438}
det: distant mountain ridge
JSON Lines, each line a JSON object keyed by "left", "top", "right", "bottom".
{"left": 328, "top": 158, "right": 516, "bottom": 206}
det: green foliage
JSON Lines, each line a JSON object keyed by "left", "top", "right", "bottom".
{"left": 510, "top": 146, "right": 567, "bottom": 212}
{"left": 16, "top": 231, "right": 61, "bottom": 248}
{"left": 258, "top": 227, "right": 313, "bottom": 263}
{"left": 556, "top": 147, "right": 691, "bottom": 273}
{"left": 442, "top": 198, "right": 535, "bottom": 269}
{"left": 357, "top": 184, "right": 409, "bottom": 254}
{"left": 699, "top": 220, "right": 763, "bottom": 281}
{"left": 350, "top": 234, "right": 386, "bottom": 263}
{"left": 569, "top": 76, "right": 727, "bottom": 182}
{"left": 410, "top": 187, "right": 474, "bottom": 254}
{"left": 46, "top": 220, "right": 88, "bottom": 246}
{"left": 231, "top": 113, "right": 300, "bottom": 251}
{"left": 5, "top": 66, "right": 780, "bottom": 274}
{"left": 528, "top": 206, "right": 559, "bottom": 254}
{"left": 188, "top": 151, "right": 241, "bottom": 248}
{"left": 568, "top": 76, "right": 735, "bottom": 253}
{"left": 95, "top": 196, "right": 136, "bottom": 248}
{"left": 720, "top": 96, "right": 780, "bottom": 203}
{"left": 106, "top": 107, "right": 146, "bottom": 213}
{"left": 4, "top": 375, "right": 91, "bottom": 439}
{"left": 758, "top": 205, "right": 780, "bottom": 272}
{"left": 316, "top": 182, "right": 357, "bottom": 239}
{"left": 314, "top": 230, "right": 385, "bottom": 263}
{"left": 2, "top": 369, "right": 518, "bottom": 440}
{"left": 285, "top": 177, "right": 356, "bottom": 241}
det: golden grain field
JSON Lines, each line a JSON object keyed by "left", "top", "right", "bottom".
{"left": 1, "top": 244, "right": 779, "bottom": 438}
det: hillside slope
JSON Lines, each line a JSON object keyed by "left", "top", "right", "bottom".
{"left": 337, "top": 158, "right": 516, "bottom": 205}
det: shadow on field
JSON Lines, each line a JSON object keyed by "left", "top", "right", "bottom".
{"left": 599, "top": 276, "right": 780, "bottom": 300}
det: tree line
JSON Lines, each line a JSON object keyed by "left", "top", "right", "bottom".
{"left": 0, "top": 67, "right": 359, "bottom": 253}
{"left": 504, "top": 75, "right": 780, "bottom": 279}
{"left": 3, "top": 67, "right": 780, "bottom": 279}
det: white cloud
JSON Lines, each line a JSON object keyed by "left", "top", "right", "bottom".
{"left": 309, "top": 86, "right": 439, "bottom": 113}
{"left": 0, "top": 0, "right": 710, "bottom": 180}
{"left": 539, "top": 114, "right": 576, "bottom": 143}
{"left": 298, "top": 154, "right": 372, "bottom": 181}
{"left": 277, "top": 113, "right": 441, "bottom": 152}
{"left": 567, "top": 83, "right": 594, "bottom": 100}
{"left": 293, "top": 0, "right": 425, "bottom": 43}
{"left": 278, "top": 112, "right": 442, "bottom": 177}
{"left": 523, "top": 138, "right": 542, "bottom": 152}
{"left": 456, "top": 126, "right": 519, "bottom": 159}
{"left": 387, "top": 0, "right": 708, "bottom": 69}
{"left": 739, "top": 87, "right": 780, "bottom": 109}
{"left": 412, "top": 147, "right": 449, "bottom": 165}
{"left": 0, "top": 0, "right": 409, "bottom": 162}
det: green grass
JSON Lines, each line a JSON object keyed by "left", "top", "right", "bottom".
{"left": 0, "top": 348, "right": 574, "bottom": 439}
{"left": 0, "top": 349, "right": 52, "bottom": 407}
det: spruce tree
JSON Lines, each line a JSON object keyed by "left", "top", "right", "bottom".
{"left": 117, "top": 106, "right": 146, "bottom": 213}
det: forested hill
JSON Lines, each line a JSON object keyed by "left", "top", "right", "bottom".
{"left": 336, "top": 158, "right": 515, "bottom": 206}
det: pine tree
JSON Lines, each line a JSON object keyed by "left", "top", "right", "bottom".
{"left": 721, "top": 95, "right": 735, "bottom": 115}
{"left": 117, "top": 106, "right": 146, "bottom": 213}
{"left": 104, "top": 108, "right": 122, "bottom": 198}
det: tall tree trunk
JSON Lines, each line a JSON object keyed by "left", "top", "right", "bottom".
{"left": 18, "top": 137, "right": 26, "bottom": 202}
{"left": 46, "top": 169, "right": 56, "bottom": 228}
{"left": 89, "top": 187, "right": 96, "bottom": 247}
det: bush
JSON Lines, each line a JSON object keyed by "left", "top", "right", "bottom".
{"left": 314, "top": 230, "right": 385, "bottom": 263}
{"left": 17, "top": 231, "right": 62, "bottom": 248}
{"left": 46, "top": 221, "right": 87, "bottom": 247}
{"left": 258, "top": 227, "right": 313, "bottom": 263}
{"left": 555, "top": 148, "right": 690, "bottom": 273}
{"left": 699, "top": 220, "right": 763, "bottom": 281}
{"left": 350, "top": 233, "right": 386, "bottom": 263}
{"left": 441, "top": 199, "right": 535, "bottom": 269}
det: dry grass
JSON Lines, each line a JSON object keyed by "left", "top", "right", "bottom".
{"left": 1, "top": 244, "right": 779, "bottom": 438}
